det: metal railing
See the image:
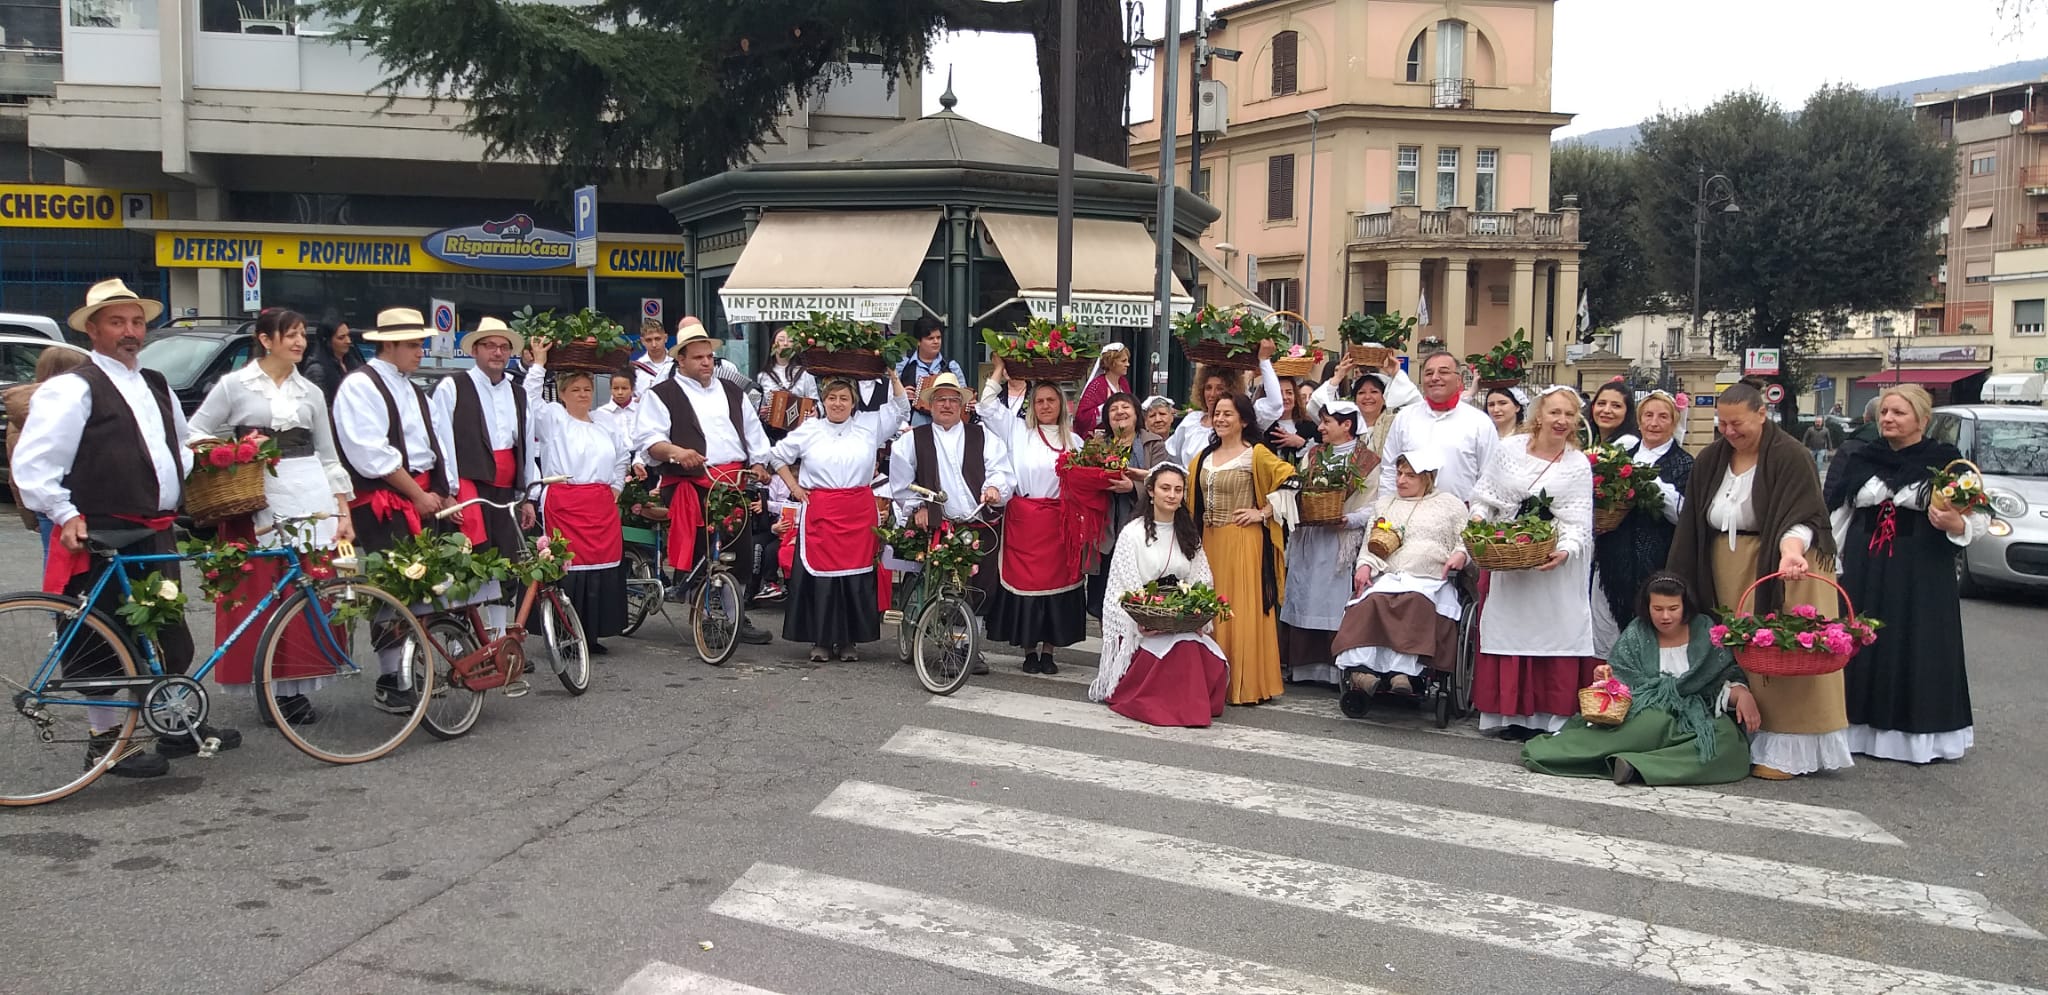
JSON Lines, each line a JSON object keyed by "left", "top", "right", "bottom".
{"left": 1431, "top": 77, "right": 1474, "bottom": 109}
{"left": 0, "top": 47, "right": 61, "bottom": 98}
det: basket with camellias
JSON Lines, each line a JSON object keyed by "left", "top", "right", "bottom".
{"left": 1461, "top": 504, "right": 1559, "bottom": 571}
{"left": 1587, "top": 443, "right": 1664, "bottom": 534}
{"left": 1467, "top": 327, "right": 1534, "bottom": 389}
{"left": 1171, "top": 304, "right": 1293, "bottom": 372}
{"left": 1121, "top": 579, "right": 1232, "bottom": 635}
{"left": 510, "top": 306, "right": 635, "bottom": 373}
{"left": 1270, "top": 343, "right": 1328, "bottom": 379}
{"left": 1337, "top": 311, "right": 1417, "bottom": 367}
{"left": 1713, "top": 571, "right": 1881, "bottom": 678}
{"left": 982, "top": 317, "right": 1099, "bottom": 382}
{"left": 786, "top": 312, "right": 916, "bottom": 380}
{"left": 1928, "top": 459, "right": 1988, "bottom": 516}
{"left": 1298, "top": 445, "right": 1369, "bottom": 526}
{"left": 184, "top": 431, "right": 283, "bottom": 525}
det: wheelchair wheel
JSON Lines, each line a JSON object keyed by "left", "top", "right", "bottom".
{"left": 1454, "top": 613, "right": 1478, "bottom": 717}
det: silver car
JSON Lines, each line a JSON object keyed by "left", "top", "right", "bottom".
{"left": 1931, "top": 405, "right": 2048, "bottom": 595}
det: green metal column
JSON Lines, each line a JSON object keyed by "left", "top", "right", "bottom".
{"left": 945, "top": 205, "right": 974, "bottom": 368}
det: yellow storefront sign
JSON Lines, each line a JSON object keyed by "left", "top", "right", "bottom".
{"left": 154, "top": 230, "right": 687, "bottom": 278}
{"left": 0, "top": 184, "right": 161, "bottom": 229}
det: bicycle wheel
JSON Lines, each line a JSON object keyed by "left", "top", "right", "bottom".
{"left": 692, "top": 569, "right": 742, "bottom": 666}
{"left": 620, "top": 548, "right": 659, "bottom": 636}
{"left": 537, "top": 588, "right": 590, "bottom": 695}
{"left": 0, "top": 594, "right": 143, "bottom": 807}
{"left": 912, "top": 595, "right": 978, "bottom": 696}
{"left": 256, "top": 580, "right": 433, "bottom": 764}
{"left": 404, "top": 616, "right": 486, "bottom": 740}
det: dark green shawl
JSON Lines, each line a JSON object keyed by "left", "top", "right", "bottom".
{"left": 1608, "top": 615, "right": 1742, "bottom": 761}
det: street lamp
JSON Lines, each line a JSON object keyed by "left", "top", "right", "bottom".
{"left": 1300, "top": 108, "right": 1319, "bottom": 342}
{"left": 1691, "top": 167, "right": 1742, "bottom": 357}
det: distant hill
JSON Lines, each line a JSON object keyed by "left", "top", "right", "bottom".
{"left": 1556, "top": 57, "right": 2048, "bottom": 150}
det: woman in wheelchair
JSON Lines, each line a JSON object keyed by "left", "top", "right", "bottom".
{"left": 1330, "top": 449, "right": 1468, "bottom": 718}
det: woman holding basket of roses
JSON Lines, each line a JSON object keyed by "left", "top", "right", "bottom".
{"left": 978, "top": 361, "right": 1089, "bottom": 673}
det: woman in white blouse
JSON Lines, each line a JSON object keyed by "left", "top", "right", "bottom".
{"left": 1467, "top": 385, "right": 1599, "bottom": 740}
{"left": 524, "top": 342, "right": 634, "bottom": 653}
{"left": 187, "top": 308, "right": 354, "bottom": 725}
{"left": 769, "top": 376, "right": 908, "bottom": 662}
{"left": 979, "top": 361, "right": 1088, "bottom": 674}
{"left": 1087, "top": 464, "right": 1229, "bottom": 727}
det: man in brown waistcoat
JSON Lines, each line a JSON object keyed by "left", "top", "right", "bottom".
{"left": 332, "top": 307, "right": 453, "bottom": 714}
{"left": 16, "top": 278, "right": 243, "bottom": 777}
{"left": 886, "top": 373, "right": 1014, "bottom": 674}
{"left": 431, "top": 316, "right": 532, "bottom": 557}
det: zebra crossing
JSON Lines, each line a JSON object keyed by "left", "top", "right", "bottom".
{"left": 620, "top": 678, "right": 2044, "bottom": 995}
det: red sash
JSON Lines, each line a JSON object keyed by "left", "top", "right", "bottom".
{"left": 797, "top": 486, "right": 879, "bottom": 577}
{"left": 999, "top": 496, "right": 1083, "bottom": 595}
{"left": 658, "top": 462, "right": 743, "bottom": 570}
{"left": 350, "top": 471, "right": 434, "bottom": 536}
{"left": 542, "top": 482, "right": 621, "bottom": 569}
{"left": 42, "top": 513, "right": 177, "bottom": 594}
{"left": 455, "top": 449, "right": 519, "bottom": 545}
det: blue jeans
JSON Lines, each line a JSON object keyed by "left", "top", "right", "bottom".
{"left": 35, "top": 512, "right": 53, "bottom": 559}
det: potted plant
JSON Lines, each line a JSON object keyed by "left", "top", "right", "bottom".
{"left": 1171, "top": 304, "right": 1291, "bottom": 372}
{"left": 510, "top": 307, "right": 634, "bottom": 373}
{"left": 981, "top": 317, "right": 1099, "bottom": 382}
{"left": 1467, "top": 328, "right": 1534, "bottom": 388}
{"left": 1337, "top": 311, "right": 1417, "bottom": 367}
{"left": 1586, "top": 443, "right": 1664, "bottom": 534}
{"left": 785, "top": 313, "right": 916, "bottom": 380}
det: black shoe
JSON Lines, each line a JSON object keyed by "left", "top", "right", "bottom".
{"left": 87, "top": 730, "right": 169, "bottom": 778}
{"left": 588, "top": 640, "right": 609, "bottom": 656}
{"left": 1498, "top": 725, "right": 1541, "bottom": 743}
{"left": 1611, "top": 758, "right": 1638, "bottom": 786}
{"left": 738, "top": 618, "right": 772, "bottom": 645}
{"left": 1039, "top": 654, "right": 1059, "bottom": 676}
{"left": 257, "top": 695, "right": 317, "bottom": 728}
{"left": 970, "top": 655, "right": 990, "bottom": 676}
{"left": 158, "top": 722, "right": 242, "bottom": 757}
{"left": 373, "top": 674, "right": 418, "bottom": 714}
{"left": 1020, "top": 653, "right": 1042, "bottom": 674}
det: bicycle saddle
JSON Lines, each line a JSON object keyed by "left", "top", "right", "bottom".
{"left": 87, "top": 528, "right": 162, "bottom": 556}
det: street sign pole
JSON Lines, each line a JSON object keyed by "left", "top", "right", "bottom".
{"left": 1154, "top": 0, "right": 1182, "bottom": 395}
{"left": 573, "top": 185, "right": 599, "bottom": 311}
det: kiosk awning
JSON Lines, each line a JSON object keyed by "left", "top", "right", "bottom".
{"left": 719, "top": 210, "right": 940, "bottom": 324}
{"left": 1175, "top": 233, "right": 1272, "bottom": 314}
{"left": 979, "top": 211, "right": 1191, "bottom": 324}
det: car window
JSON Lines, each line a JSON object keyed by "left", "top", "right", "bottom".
{"left": 1971, "top": 419, "right": 2048, "bottom": 478}
{"left": 1928, "top": 413, "right": 1962, "bottom": 448}
{"left": 0, "top": 342, "right": 43, "bottom": 384}
{"left": 137, "top": 336, "right": 227, "bottom": 386}
{"left": 0, "top": 322, "right": 52, "bottom": 342}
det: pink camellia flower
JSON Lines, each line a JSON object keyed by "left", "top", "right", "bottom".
{"left": 206, "top": 445, "right": 236, "bottom": 469}
{"left": 1026, "top": 339, "right": 1039, "bottom": 351}
{"left": 1625, "top": 489, "right": 1636, "bottom": 499}
{"left": 1751, "top": 629, "right": 1776, "bottom": 648}
{"left": 1618, "top": 465, "right": 1633, "bottom": 478}
{"left": 1709, "top": 624, "right": 1729, "bottom": 645}
{"left": 236, "top": 440, "right": 258, "bottom": 461}
{"left": 1860, "top": 631, "right": 1878, "bottom": 646}
{"left": 1513, "top": 534, "right": 1534, "bottom": 544}
{"left": 1824, "top": 633, "right": 1854, "bottom": 655}
{"left": 1796, "top": 631, "right": 1816, "bottom": 649}
{"left": 1792, "top": 604, "right": 1818, "bottom": 619}
{"left": 1593, "top": 475, "right": 1605, "bottom": 486}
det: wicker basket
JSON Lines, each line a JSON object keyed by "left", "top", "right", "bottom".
{"left": 549, "top": 340, "right": 634, "bottom": 374}
{"left": 1593, "top": 505, "right": 1631, "bottom": 535}
{"left": 1124, "top": 603, "right": 1215, "bottom": 634}
{"left": 1579, "top": 687, "right": 1632, "bottom": 727}
{"left": 800, "top": 348, "right": 890, "bottom": 380}
{"left": 1345, "top": 345, "right": 1396, "bottom": 367}
{"left": 1006, "top": 357, "right": 1095, "bottom": 382}
{"left": 1367, "top": 527, "right": 1403, "bottom": 559}
{"left": 1464, "top": 533, "right": 1558, "bottom": 571}
{"left": 1476, "top": 377, "right": 1522, "bottom": 391}
{"left": 1182, "top": 339, "right": 1263, "bottom": 372}
{"left": 1298, "top": 487, "right": 1348, "bottom": 526}
{"left": 1929, "top": 458, "right": 1981, "bottom": 515}
{"left": 1271, "top": 355, "right": 1322, "bottom": 378}
{"left": 1730, "top": 570, "right": 1859, "bottom": 678}
{"left": 185, "top": 461, "right": 269, "bottom": 526}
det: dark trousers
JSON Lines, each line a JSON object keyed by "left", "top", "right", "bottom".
{"left": 63, "top": 521, "right": 195, "bottom": 679}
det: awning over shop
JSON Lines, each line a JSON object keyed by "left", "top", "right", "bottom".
{"left": 1853, "top": 367, "right": 1988, "bottom": 388}
{"left": 718, "top": 209, "right": 940, "bottom": 324}
{"left": 979, "top": 211, "right": 1191, "bottom": 325}
{"left": 1983, "top": 372, "right": 2045, "bottom": 403}
{"left": 1174, "top": 233, "right": 1273, "bottom": 314}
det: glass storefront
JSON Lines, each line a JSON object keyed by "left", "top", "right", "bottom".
{"left": 256, "top": 269, "right": 680, "bottom": 339}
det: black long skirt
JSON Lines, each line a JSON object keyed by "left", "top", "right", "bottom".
{"left": 1840, "top": 503, "right": 1972, "bottom": 736}
{"left": 983, "top": 583, "right": 1087, "bottom": 648}
{"left": 783, "top": 547, "right": 881, "bottom": 646}
{"left": 560, "top": 566, "right": 627, "bottom": 640}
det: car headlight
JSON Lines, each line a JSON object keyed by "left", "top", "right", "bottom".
{"left": 1988, "top": 489, "right": 2028, "bottom": 519}
{"left": 1988, "top": 518, "right": 2012, "bottom": 537}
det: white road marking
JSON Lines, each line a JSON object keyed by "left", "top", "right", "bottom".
{"left": 614, "top": 962, "right": 788, "bottom": 995}
{"left": 931, "top": 686, "right": 1903, "bottom": 846}
{"left": 815, "top": 783, "right": 2048, "bottom": 995}
{"left": 997, "top": 661, "right": 1489, "bottom": 739}
{"left": 880, "top": 727, "right": 2037, "bottom": 938}
{"left": 708, "top": 863, "right": 1393, "bottom": 995}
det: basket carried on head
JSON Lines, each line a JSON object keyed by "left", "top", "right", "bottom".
{"left": 1578, "top": 686, "right": 1631, "bottom": 726}
{"left": 1593, "top": 505, "right": 1630, "bottom": 535}
{"left": 1730, "top": 570, "right": 1858, "bottom": 678}
{"left": 549, "top": 341, "right": 634, "bottom": 374}
{"left": 1346, "top": 344, "right": 1397, "bottom": 367}
{"left": 1476, "top": 377, "right": 1522, "bottom": 391}
{"left": 1464, "top": 533, "right": 1558, "bottom": 571}
{"left": 1298, "top": 488, "right": 1349, "bottom": 527}
{"left": 1271, "top": 354, "right": 1322, "bottom": 379}
{"left": 1185, "top": 309, "right": 1303, "bottom": 372}
{"left": 1125, "top": 604, "right": 1215, "bottom": 635}
{"left": 184, "top": 462, "right": 269, "bottom": 526}
{"left": 799, "top": 348, "right": 890, "bottom": 380}
{"left": 1929, "top": 458, "right": 1981, "bottom": 516}
{"left": 1005, "top": 357, "right": 1095, "bottom": 383}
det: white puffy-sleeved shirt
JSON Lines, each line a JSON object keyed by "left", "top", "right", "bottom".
{"left": 631, "top": 354, "right": 676, "bottom": 397}
{"left": 1828, "top": 475, "right": 1988, "bottom": 559}
{"left": 1469, "top": 433, "right": 1596, "bottom": 657}
{"left": 888, "top": 420, "right": 1015, "bottom": 523}
{"left": 1632, "top": 438, "right": 1685, "bottom": 525}
{"left": 770, "top": 413, "right": 898, "bottom": 490}
{"left": 187, "top": 361, "right": 352, "bottom": 499}
{"left": 522, "top": 364, "right": 629, "bottom": 491}
{"left": 431, "top": 365, "right": 524, "bottom": 486}
{"left": 631, "top": 373, "right": 771, "bottom": 468}
{"left": 15, "top": 350, "right": 193, "bottom": 524}
{"left": 1377, "top": 399, "right": 1498, "bottom": 507}
{"left": 330, "top": 357, "right": 447, "bottom": 491}
{"left": 1705, "top": 466, "right": 1814, "bottom": 553}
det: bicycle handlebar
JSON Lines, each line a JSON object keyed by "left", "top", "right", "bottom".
{"left": 435, "top": 475, "right": 571, "bottom": 519}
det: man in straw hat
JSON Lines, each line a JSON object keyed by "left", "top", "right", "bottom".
{"left": 332, "top": 306, "right": 456, "bottom": 714}
{"left": 431, "top": 316, "right": 532, "bottom": 563}
{"left": 16, "top": 278, "right": 240, "bottom": 777}
{"left": 633, "top": 319, "right": 775, "bottom": 644}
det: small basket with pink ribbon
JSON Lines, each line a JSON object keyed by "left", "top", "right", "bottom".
{"left": 1577, "top": 676, "right": 1632, "bottom": 727}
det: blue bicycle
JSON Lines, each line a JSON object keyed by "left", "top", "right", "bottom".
{"left": 0, "top": 516, "right": 432, "bottom": 806}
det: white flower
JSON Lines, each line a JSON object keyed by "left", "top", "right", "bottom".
{"left": 401, "top": 560, "right": 428, "bottom": 581}
{"left": 430, "top": 579, "right": 450, "bottom": 597}
{"left": 156, "top": 580, "right": 180, "bottom": 601}
{"left": 537, "top": 543, "right": 554, "bottom": 560}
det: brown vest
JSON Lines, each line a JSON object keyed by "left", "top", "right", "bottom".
{"left": 650, "top": 376, "right": 748, "bottom": 478}
{"left": 61, "top": 363, "right": 182, "bottom": 518}
{"left": 912, "top": 422, "right": 985, "bottom": 500}
{"left": 447, "top": 370, "right": 527, "bottom": 483}
{"left": 337, "top": 367, "right": 450, "bottom": 497}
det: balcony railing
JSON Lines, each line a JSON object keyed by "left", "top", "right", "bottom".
{"left": 0, "top": 47, "right": 61, "bottom": 98}
{"left": 2024, "top": 166, "right": 2048, "bottom": 194}
{"left": 2019, "top": 222, "right": 2048, "bottom": 248}
{"left": 1431, "top": 77, "right": 1474, "bottom": 109}
{"left": 1349, "top": 205, "right": 1580, "bottom": 245}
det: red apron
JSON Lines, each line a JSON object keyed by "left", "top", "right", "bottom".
{"left": 999, "top": 496, "right": 1083, "bottom": 595}
{"left": 456, "top": 448, "right": 519, "bottom": 546}
{"left": 349, "top": 471, "right": 435, "bottom": 536}
{"left": 210, "top": 517, "right": 336, "bottom": 684}
{"left": 797, "top": 486, "right": 879, "bottom": 577}
{"left": 658, "top": 462, "right": 743, "bottom": 571}
{"left": 542, "top": 482, "right": 621, "bottom": 569}
{"left": 42, "top": 512, "right": 177, "bottom": 594}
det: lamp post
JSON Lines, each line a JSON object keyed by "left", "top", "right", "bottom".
{"left": 1301, "top": 108, "right": 1319, "bottom": 341}
{"left": 1690, "top": 166, "right": 1741, "bottom": 357}
{"left": 1153, "top": 0, "right": 1182, "bottom": 392}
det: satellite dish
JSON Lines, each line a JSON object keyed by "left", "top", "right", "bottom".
{"left": 2010, "top": 109, "right": 2028, "bottom": 127}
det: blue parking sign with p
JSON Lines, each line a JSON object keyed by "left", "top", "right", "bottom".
{"left": 573, "top": 186, "right": 597, "bottom": 241}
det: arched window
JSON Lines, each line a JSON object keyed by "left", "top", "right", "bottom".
{"left": 1436, "top": 20, "right": 1466, "bottom": 80}
{"left": 1272, "top": 30, "right": 1299, "bottom": 96}
{"left": 1405, "top": 34, "right": 1423, "bottom": 83}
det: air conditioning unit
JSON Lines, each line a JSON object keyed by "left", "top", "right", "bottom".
{"left": 1197, "top": 80, "right": 1229, "bottom": 136}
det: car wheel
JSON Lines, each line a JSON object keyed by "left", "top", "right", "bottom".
{"left": 1954, "top": 549, "right": 1985, "bottom": 599}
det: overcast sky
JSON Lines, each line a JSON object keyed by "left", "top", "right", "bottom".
{"left": 922, "top": 0, "right": 2036, "bottom": 140}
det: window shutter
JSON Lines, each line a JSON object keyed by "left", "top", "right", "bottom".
{"left": 1272, "top": 31, "right": 1298, "bottom": 96}
{"left": 1267, "top": 154, "right": 1296, "bottom": 221}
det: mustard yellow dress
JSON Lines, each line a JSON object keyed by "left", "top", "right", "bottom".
{"left": 1193, "top": 445, "right": 1296, "bottom": 705}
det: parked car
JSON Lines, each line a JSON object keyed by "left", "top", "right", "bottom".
{"left": 1930, "top": 405, "right": 2048, "bottom": 596}
{"left": 0, "top": 312, "right": 67, "bottom": 344}
{"left": 0, "top": 335, "right": 94, "bottom": 490}
{"left": 137, "top": 324, "right": 256, "bottom": 415}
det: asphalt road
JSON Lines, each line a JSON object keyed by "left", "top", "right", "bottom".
{"left": 0, "top": 515, "right": 2043, "bottom": 995}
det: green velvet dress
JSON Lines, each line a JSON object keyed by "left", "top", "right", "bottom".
{"left": 1522, "top": 616, "right": 1752, "bottom": 786}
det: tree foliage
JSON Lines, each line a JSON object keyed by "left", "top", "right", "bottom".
{"left": 1551, "top": 143, "right": 1657, "bottom": 333}
{"left": 312, "top": 0, "right": 1133, "bottom": 187}
{"left": 1626, "top": 87, "right": 1953, "bottom": 413}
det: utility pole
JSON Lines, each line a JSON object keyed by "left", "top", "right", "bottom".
{"left": 1154, "top": 0, "right": 1182, "bottom": 389}
{"left": 1189, "top": 0, "right": 1205, "bottom": 200}
{"left": 1055, "top": 0, "right": 1078, "bottom": 322}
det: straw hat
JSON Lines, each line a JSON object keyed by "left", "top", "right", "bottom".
{"left": 673, "top": 317, "right": 721, "bottom": 351}
{"left": 363, "top": 307, "right": 434, "bottom": 342}
{"left": 463, "top": 315, "right": 523, "bottom": 354}
{"left": 918, "top": 372, "right": 971, "bottom": 406}
{"left": 67, "top": 278, "right": 164, "bottom": 333}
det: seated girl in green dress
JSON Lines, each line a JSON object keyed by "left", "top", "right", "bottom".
{"left": 1522, "top": 571, "right": 1763, "bottom": 786}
